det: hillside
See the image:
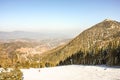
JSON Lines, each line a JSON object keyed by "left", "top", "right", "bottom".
{"left": 0, "top": 39, "right": 70, "bottom": 68}
{"left": 41, "top": 19, "right": 120, "bottom": 66}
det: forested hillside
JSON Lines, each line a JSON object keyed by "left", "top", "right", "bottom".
{"left": 41, "top": 19, "right": 120, "bottom": 66}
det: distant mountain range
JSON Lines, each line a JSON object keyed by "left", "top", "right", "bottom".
{"left": 41, "top": 19, "right": 120, "bottom": 66}
{"left": 0, "top": 31, "right": 72, "bottom": 40}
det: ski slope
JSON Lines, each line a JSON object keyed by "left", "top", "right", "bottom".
{"left": 21, "top": 65, "right": 120, "bottom": 80}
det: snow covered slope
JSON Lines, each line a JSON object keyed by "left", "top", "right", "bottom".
{"left": 21, "top": 65, "right": 120, "bottom": 80}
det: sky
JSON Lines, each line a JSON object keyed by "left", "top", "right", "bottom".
{"left": 0, "top": 0, "right": 120, "bottom": 36}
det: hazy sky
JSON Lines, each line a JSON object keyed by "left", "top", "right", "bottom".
{"left": 0, "top": 0, "right": 120, "bottom": 35}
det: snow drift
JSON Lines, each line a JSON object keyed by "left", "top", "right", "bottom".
{"left": 21, "top": 65, "right": 120, "bottom": 80}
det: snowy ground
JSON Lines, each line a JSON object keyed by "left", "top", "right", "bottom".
{"left": 21, "top": 65, "right": 120, "bottom": 80}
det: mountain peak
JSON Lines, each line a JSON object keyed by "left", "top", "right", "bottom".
{"left": 41, "top": 19, "right": 120, "bottom": 66}
{"left": 103, "top": 19, "right": 115, "bottom": 22}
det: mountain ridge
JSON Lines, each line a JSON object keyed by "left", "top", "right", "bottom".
{"left": 41, "top": 19, "right": 120, "bottom": 66}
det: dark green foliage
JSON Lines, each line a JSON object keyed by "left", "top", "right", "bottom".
{"left": 58, "top": 39, "right": 120, "bottom": 66}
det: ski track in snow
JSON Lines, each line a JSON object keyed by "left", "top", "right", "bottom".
{"left": 21, "top": 65, "right": 120, "bottom": 80}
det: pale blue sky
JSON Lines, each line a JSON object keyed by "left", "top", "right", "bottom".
{"left": 0, "top": 0, "right": 120, "bottom": 36}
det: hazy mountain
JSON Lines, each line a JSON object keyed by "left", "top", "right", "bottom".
{"left": 0, "top": 31, "right": 72, "bottom": 40}
{"left": 41, "top": 19, "right": 120, "bottom": 66}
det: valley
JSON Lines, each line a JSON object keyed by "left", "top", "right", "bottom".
{"left": 0, "top": 38, "right": 70, "bottom": 68}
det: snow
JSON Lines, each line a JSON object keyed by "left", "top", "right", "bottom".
{"left": 21, "top": 65, "right": 120, "bottom": 80}
{"left": 0, "top": 68, "right": 12, "bottom": 73}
